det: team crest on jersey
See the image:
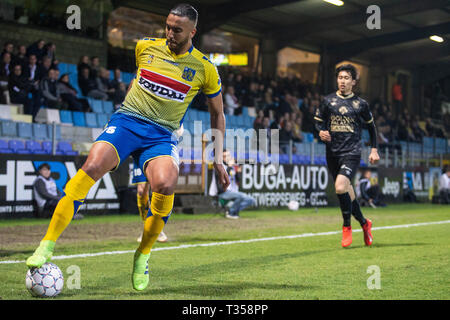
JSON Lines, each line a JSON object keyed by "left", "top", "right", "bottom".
{"left": 182, "top": 67, "right": 196, "bottom": 82}
{"left": 352, "top": 100, "right": 360, "bottom": 109}
{"left": 339, "top": 106, "right": 348, "bottom": 114}
{"left": 138, "top": 68, "right": 191, "bottom": 102}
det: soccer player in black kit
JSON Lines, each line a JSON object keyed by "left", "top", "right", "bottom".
{"left": 315, "top": 64, "right": 379, "bottom": 247}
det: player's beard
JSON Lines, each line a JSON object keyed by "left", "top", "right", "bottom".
{"left": 168, "top": 36, "right": 190, "bottom": 54}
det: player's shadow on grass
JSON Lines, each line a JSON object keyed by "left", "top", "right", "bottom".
{"left": 143, "top": 281, "right": 315, "bottom": 297}
{"left": 344, "top": 242, "right": 430, "bottom": 249}
{"left": 0, "top": 249, "right": 35, "bottom": 257}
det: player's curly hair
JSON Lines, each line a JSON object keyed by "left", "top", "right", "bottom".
{"left": 335, "top": 64, "right": 358, "bottom": 80}
{"left": 170, "top": 3, "right": 198, "bottom": 27}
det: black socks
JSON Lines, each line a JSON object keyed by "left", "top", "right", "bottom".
{"left": 337, "top": 193, "right": 352, "bottom": 227}
{"left": 351, "top": 199, "right": 367, "bottom": 226}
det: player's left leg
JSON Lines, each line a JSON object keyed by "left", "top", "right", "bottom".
{"left": 133, "top": 156, "right": 178, "bottom": 291}
{"left": 136, "top": 182, "right": 168, "bottom": 243}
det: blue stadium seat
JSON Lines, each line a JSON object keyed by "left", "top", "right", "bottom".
{"left": 72, "top": 111, "right": 86, "bottom": 127}
{"left": 89, "top": 98, "right": 103, "bottom": 113}
{"left": 279, "top": 154, "right": 289, "bottom": 164}
{"left": 47, "top": 124, "right": 61, "bottom": 140}
{"left": 60, "top": 110, "right": 73, "bottom": 125}
{"left": 57, "top": 141, "right": 73, "bottom": 153}
{"left": 33, "top": 123, "right": 48, "bottom": 140}
{"left": 42, "top": 141, "right": 53, "bottom": 154}
{"left": 85, "top": 112, "right": 98, "bottom": 128}
{"left": 58, "top": 63, "right": 68, "bottom": 74}
{"left": 193, "top": 164, "right": 202, "bottom": 174}
{"left": 102, "top": 101, "right": 114, "bottom": 114}
{"left": 8, "top": 140, "right": 29, "bottom": 154}
{"left": 96, "top": 113, "right": 109, "bottom": 127}
{"left": 1, "top": 120, "right": 17, "bottom": 137}
{"left": 26, "top": 140, "right": 46, "bottom": 154}
{"left": 17, "top": 122, "right": 33, "bottom": 139}
{"left": 0, "top": 139, "right": 13, "bottom": 153}
{"left": 181, "top": 163, "right": 191, "bottom": 174}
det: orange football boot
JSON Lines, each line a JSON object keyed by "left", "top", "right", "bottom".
{"left": 342, "top": 226, "right": 352, "bottom": 247}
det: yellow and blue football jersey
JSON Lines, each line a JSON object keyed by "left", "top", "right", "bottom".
{"left": 119, "top": 38, "right": 222, "bottom": 131}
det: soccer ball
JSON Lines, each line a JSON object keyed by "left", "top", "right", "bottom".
{"left": 25, "top": 262, "right": 64, "bottom": 297}
{"left": 287, "top": 200, "right": 299, "bottom": 211}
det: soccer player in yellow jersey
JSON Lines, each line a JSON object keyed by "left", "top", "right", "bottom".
{"left": 26, "top": 3, "right": 230, "bottom": 291}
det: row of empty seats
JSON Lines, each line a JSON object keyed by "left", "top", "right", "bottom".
{"left": 0, "top": 139, "right": 78, "bottom": 155}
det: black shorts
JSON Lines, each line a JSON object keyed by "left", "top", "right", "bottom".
{"left": 326, "top": 155, "right": 361, "bottom": 182}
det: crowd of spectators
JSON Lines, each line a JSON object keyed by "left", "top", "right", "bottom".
{"left": 0, "top": 39, "right": 129, "bottom": 121}
{"left": 210, "top": 69, "right": 449, "bottom": 154}
{"left": 1, "top": 39, "right": 449, "bottom": 147}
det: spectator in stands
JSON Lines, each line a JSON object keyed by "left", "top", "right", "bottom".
{"left": 243, "top": 81, "right": 260, "bottom": 108}
{"left": 301, "top": 104, "right": 316, "bottom": 133}
{"left": 214, "top": 149, "right": 256, "bottom": 219}
{"left": 90, "top": 56, "right": 101, "bottom": 80}
{"left": 58, "top": 73, "right": 86, "bottom": 111}
{"left": 78, "top": 66, "right": 108, "bottom": 100}
{"left": 26, "top": 39, "right": 46, "bottom": 62}
{"left": 23, "top": 54, "right": 44, "bottom": 83}
{"left": 279, "top": 120, "right": 295, "bottom": 154}
{"left": 233, "top": 73, "right": 245, "bottom": 101}
{"left": 77, "top": 55, "right": 91, "bottom": 74}
{"left": 40, "top": 68, "right": 63, "bottom": 109}
{"left": 8, "top": 64, "right": 30, "bottom": 107}
{"left": 41, "top": 56, "right": 53, "bottom": 78}
{"left": 359, "top": 170, "right": 386, "bottom": 208}
{"left": 113, "top": 82, "right": 127, "bottom": 109}
{"left": 13, "top": 44, "right": 28, "bottom": 69}
{"left": 0, "top": 52, "right": 12, "bottom": 91}
{"left": 439, "top": 166, "right": 450, "bottom": 204}
{"left": 96, "top": 67, "right": 116, "bottom": 100}
{"left": 396, "top": 118, "right": 410, "bottom": 141}
{"left": 224, "top": 86, "right": 240, "bottom": 115}
{"left": 110, "top": 68, "right": 123, "bottom": 90}
{"left": 426, "top": 117, "right": 445, "bottom": 138}
{"left": 292, "top": 116, "right": 304, "bottom": 143}
{"left": 410, "top": 119, "right": 426, "bottom": 142}
{"left": 1, "top": 42, "right": 14, "bottom": 59}
{"left": 253, "top": 109, "right": 265, "bottom": 131}
{"left": 33, "top": 163, "right": 65, "bottom": 219}
{"left": 43, "top": 42, "right": 57, "bottom": 65}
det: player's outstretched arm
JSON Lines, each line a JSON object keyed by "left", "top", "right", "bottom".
{"left": 207, "top": 93, "right": 230, "bottom": 190}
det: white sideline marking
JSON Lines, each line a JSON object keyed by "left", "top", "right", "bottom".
{"left": 1, "top": 220, "right": 449, "bottom": 265}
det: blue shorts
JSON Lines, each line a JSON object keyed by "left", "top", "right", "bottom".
{"left": 95, "top": 112, "right": 179, "bottom": 178}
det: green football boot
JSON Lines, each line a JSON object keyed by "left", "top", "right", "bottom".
{"left": 132, "top": 250, "right": 150, "bottom": 291}
{"left": 26, "top": 240, "right": 55, "bottom": 268}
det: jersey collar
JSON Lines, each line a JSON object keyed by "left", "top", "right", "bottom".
{"left": 166, "top": 40, "right": 194, "bottom": 59}
{"left": 336, "top": 91, "right": 354, "bottom": 99}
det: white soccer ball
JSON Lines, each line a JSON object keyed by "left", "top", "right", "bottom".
{"left": 26, "top": 262, "right": 64, "bottom": 298}
{"left": 287, "top": 200, "right": 299, "bottom": 211}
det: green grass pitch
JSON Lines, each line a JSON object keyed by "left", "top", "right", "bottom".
{"left": 0, "top": 204, "right": 449, "bottom": 300}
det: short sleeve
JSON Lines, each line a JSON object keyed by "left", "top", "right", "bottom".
{"left": 202, "top": 58, "right": 222, "bottom": 98}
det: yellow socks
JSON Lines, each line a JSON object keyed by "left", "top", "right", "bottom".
{"left": 137, "top": 192, "right": 174, "bottom": 254}
{"left": 43, "top": 169, "right": 95, "bottom": 242}
{"left": 137, "top": 192, "right": 149, "bottom": 221}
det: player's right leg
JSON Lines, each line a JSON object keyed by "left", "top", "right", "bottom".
{"left": 26, "top": 142, "right": 119, "bottom": 268}
{"left": 335, "top": 174, "right": 353, "bottom": 247}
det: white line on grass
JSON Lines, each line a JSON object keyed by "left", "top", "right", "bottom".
{"left": 1, "top": 219, "right": 449, "bottom": 265}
